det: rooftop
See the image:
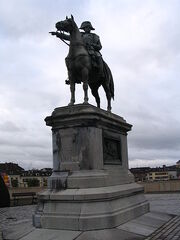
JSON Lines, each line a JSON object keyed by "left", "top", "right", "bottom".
{"left": 0, "top": 163, "right": 24, "bottom": 175}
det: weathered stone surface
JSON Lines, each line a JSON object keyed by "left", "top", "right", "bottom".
{"left": 2, "top": 221, "right": 34, "bottom": 240}
{"left": 20, "top": 229, "right": 81, "bottom": 240}
{"left": 33, "top": 104, "right": 149, "bottom": 230}
{"left": 2, "top": 194, "right": 180, "bottom": 240}
{"left": 45, "top": 104, "right": 132, "bottom": 176}
{"left": 34, "top": 183, "right": 149, "bottom": 230}
{"left": 118, "top": 211, "right": 173, "bottom": 236}
{"left": 76, "top": 228, "right": 144, "bottom": 240}
{"left": 133, "top": 214, "right": 166, "bottom": 228}
{"left": 66, "top": 168, "right": 134, "bottom": 189}
{"left": 147, "top": 193, "right": 180, "bottom": 215}
{"left": 118, "top": 221, "right": 156, "bottom": 236}
{"left": 38, "top": 183, "right": 144, "bottom": 201}
{"left": 145, "top": 212, "right": 173, "bottom": 221}
{"left": 48, "top": 171, "right": 69, "bottom": 190}
{"left": 45, "top": 104, "right": 131, "bottom": 130}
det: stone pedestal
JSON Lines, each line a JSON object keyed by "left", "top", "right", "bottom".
{"left": 33, "top": 104, "right": 149, "bottom": 230}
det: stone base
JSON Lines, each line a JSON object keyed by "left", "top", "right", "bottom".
{"left": 35, "top": 105, "right": 149, "bottom": 231}
{"left": 33, "top": 182, "right": 149, "bottom": 231}
{"left": 48, "top": 167, "right": 135, "bottom": 189}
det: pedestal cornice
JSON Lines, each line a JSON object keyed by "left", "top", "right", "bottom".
{"left": 45, "top": 104, "right": 132, "bottom": 133}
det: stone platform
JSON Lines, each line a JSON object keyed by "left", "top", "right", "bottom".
{"left": 33, "top": 104, "right": 149, "bottom": 230}
{"left": 1, "top": 194, "right": 180, "bottom": 240}
{"left": 34, "top": 183, "right": 148, "bottom": 230}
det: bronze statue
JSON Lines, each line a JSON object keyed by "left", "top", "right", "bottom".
{"left": 50, "top": 15, "right": 114, "bottom": 111}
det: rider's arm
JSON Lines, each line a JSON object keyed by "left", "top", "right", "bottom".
{"left": 92, "top": 35, "right": 102, "bottom": 51}
{"left": 50, "top": 31, "right": 70, "bottom": 41}
{"left": 93, "top": 41, "right": 102, "bottom": 51}
{"left": 56, "top": 32, "right": 70, "bottom": 41}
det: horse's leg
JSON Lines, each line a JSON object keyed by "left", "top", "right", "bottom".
{"left": 102, "top": 83, "right": 112, "bottom": 112}
{"left": 82, "top": 68, "right": 89, "bottom": 104}
{"left": 68, "top": 81, "right": 75, "bottom": 105}
{"left": 91, "top": 86, "right": 100, "bottom": 108}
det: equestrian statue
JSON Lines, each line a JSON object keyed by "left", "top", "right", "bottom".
{"left": 50, "top": 15, "right": 114, "bottom": 111}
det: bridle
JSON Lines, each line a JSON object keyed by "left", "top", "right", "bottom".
{"left": 57, "top": 20, "right": 85, "bottom": 48}
{"left": 58, "top": 29, "right": 85, "bottom": 49}
{"left": 58, "top": 29, "right": 70, "bottom": 47}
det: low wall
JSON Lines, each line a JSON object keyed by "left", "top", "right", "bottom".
{"left": 140, "top": 180, "right": 180, "bottom": 193}
{"left": 9, "top": 181, "right": 180, "bottom": 195}
{"left": 7, "top": 181, "right": 180, "bottom": 205}
{"left": 8, "top": 187, "right": 46, "bottom": 198}
{"left": 8, "top": 187, "right": 46, "bottom": 206}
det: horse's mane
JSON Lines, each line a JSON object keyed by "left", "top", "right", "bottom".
{"left": 70, "top": 17, "right": 80, "bottom": 33}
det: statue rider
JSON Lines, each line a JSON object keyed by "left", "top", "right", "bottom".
{"left": 50, "top": 21, "right": 104, "bottom": 81}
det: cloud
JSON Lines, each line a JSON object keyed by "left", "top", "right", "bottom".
{"left": 0, "top": 121, "right": 23, "bottom": 132}
{"left": 0, "top": 0, "right": 180, "bottom": 169}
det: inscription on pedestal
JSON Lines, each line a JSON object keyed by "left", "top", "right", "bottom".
{"left": 103, "top": 137, "right": 122, "bottom": 165}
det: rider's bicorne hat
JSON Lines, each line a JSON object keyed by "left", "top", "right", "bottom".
{"left": 79, "top": 21, "right": 95, "bottom": 30}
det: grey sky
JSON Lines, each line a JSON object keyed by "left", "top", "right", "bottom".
{"left": 0, "top": 0, "right": 180, "bottom": 169}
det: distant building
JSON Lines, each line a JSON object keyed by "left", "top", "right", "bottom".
{"left": 20, "top": 169, "right": 52, "bottom": 187}
{"left": 41, "top": 168, "right": 52, "bottom": 172}
{"left": 130, "top": 167, "right": 151, "bottom": 182}
{"left": 130, "top": 164, "right": 179, "bottom": 182}
{"left": 147, "top": 170, "right": 169, "bottom": 181}
{"left": 165, "top": 165, "right": 177, "bottom": 180}
{"left": 0, "top": 162, "right": 24, "bottom": 175}
{"left": 176, "top": 160, "right": 180, "bottom": 168}
{"left": 176, "top": 161, "right": 180, "bottom": 178}
{"left": 0, "top": 162, "right": 52, "bottom": 188}
{"left": 0, "top": 162, "right": 24, "bottom": 187}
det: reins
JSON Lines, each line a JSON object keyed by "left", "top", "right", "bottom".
{"left": 58, "top": 30, "right": 84, "bottom": 48}
{"left": 58, "top": 30, "right": 70, "bottom": 46}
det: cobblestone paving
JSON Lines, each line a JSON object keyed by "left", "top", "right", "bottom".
{"left": 0, "top": 205, "right": 36, "bottom": 231}
{"left": 145, "top": 215, "right": 180, "bottom": 240}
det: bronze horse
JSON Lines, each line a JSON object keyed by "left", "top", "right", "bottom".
{"left": 54, "top": 15, "right": 114, "bottom": 111}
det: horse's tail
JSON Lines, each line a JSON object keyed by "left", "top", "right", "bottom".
{"left": 109, "top": 66, "right": 114, "bottom": 100}
{"left": 103, "top": 61, "right": 114, "bottom": 100}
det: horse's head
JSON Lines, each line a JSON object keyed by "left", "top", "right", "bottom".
{"left": 56, "top": 15, "right": 75, "bottom": 33}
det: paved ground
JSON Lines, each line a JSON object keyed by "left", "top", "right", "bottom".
{"left": 146, "top": 193, "right": 180, "bottom": 215}
{"left": 0, "top": 205, "right": 36, "bottom": 240}
{"left": 145, "top": 215, "right": 180, "bottom": 240}
{"left": 0, "top": 194, "right": 180, "bottom": 240}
